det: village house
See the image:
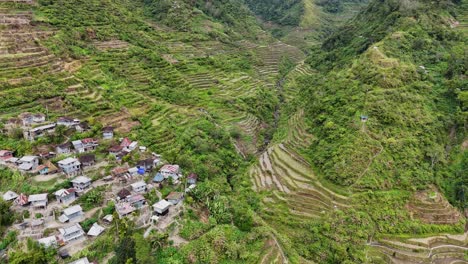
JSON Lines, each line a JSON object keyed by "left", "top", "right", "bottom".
{"left": 166, "top": 192, "right": 184, "bottom": 205}
{"left": 38, "top": 151, "right": 56, "bottom": 160}
{"left": 130, "top": 181, "right": 147, "bottom": 193}
{"left": 58, "top": 157, "right": 81, "bottom": 175}
{"left": 75, "top": 122, "right": 90, "bottom": 133}
{"left": 116, "top": 202, "right": 136, "bottom": 219}
{"left": 15, "top": 193, "right": 29, "bottom": 206}
{"left": 57, "top": 116, "right": 79, "bottom": 127}
{"left": 120, "top": 137, "right": 132, "bottom": 148}
{"left": 23, "top": 123, "right": 56, "bottom": 141}
{"left": 137, "top": 158, "right": 158, "bottom": 172}
{"left": 108, "top": 145, "right": 123, "bottom": 156}
{"left": 2, "top": 190, "right": 18, "bottom": 201}
{"left": 54, "top": 188, "right": 77, "bottom": 204}
{"left": 160, "top": 164, "right": 181, "bottom": 181}
{"left": 59, "top": 223, "right": 85, "bottom": 243}
{"left": 56, "top": 142, "right": 72, "bottom": 155}
{"left": 0, "top": 150, "right": 13, "bottom": 164}
{"left": 87, "top": 223, "right": 105, "bottom": 237}
{"left": 153, "top": 172, "right": 164, "bottom": 183}
{"left": 37, "top": 161, "right": 58, "bottom": 175}
{"left": 38, "top": 235, "right": 58, "bottom": 248}
{"left": 71, "top": 176, "right": 92, "bottom": 192}
{"left": 152, "top": 199, "right": 171, "bottom": 216}
{"left": 28, "top": 193, "right": 48, "bottom": 209}
{"left": 112, "top": 167, "right": 130, "bottom": 181}
{"left": 79, "top": 154, "right": 96, "bottom": 168}
{"left": 125, "top": 141, "right": 138, "bottom": 152}
{"left": 59, "top": 205, "right": 84, "bottom": 223}
{"left": 128, "top": 167, "right": 139, "bottom": 177}
{"left": 20, "top": 113, "right": 46, "bottom": 126}
{"left": 72, "top": 138, "right": 98, "bottom": 153}
{"left": 116, "top": 188, "right": 131, "bottom": 201}
{"left": 187, "top": 172, "right": 198, "bottom": 185}
{"left": 102, "top": 126, "right": 114, "bottom": 139}
{"left": 18, "top": 155, "right": 39, "bottom": 171}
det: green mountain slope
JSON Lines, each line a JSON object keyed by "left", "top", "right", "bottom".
{"left": 247, "top": 0, "right": 467, "bottom": 263}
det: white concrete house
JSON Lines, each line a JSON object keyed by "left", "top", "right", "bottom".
{"left": 54, "top": 188, "right": 77, "bottom": 204}
{"left": 152, "top": 199, "right": 171, "bottom": 215}
{"left": 71, "top": 176, "right": 92, "bottom": 192}
{"left": 130, "top": 181, "right": 147, "bottom": 193}
{"left": 59, "top": 205, "right": 83, "bottom": 223}
{"left": 59, "top": 223, "right": 85, "bottom": 243}
{"left": 28, "top": 193, "right": 48, "bottom": 208}
{"left": 58, "top": 157, "right": 81, "bottom": 175}
{"left": 18, "top": 156, "right": 39, "bottom": 171}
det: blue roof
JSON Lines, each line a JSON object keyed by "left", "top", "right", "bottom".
{"left": 153, "top": 173, "right": 164, "bottom": 182}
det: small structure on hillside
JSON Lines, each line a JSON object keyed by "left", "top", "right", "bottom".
{"left": 75, "top": 122, "right": 90, "bottom": 133}
{"left": 108, "top": 145, "right": 123, "bottom": 156}
{"left": 24, "top": 123, "right": 56, "bottom": 141}
{"left": 58, "top": 157, "right": 81, "bottom": 175}
{"left": 79, "top": 154, "right": 96, "bottom": 168}
{"left": 59, "top": 223, "right": 85, "bottom": 243}
{"left": 15, "top": 193, "right": 29, "bottom": 206}
{"left": 2, "top": 190, "right": 18, "bottom": 201}
{"left": 127, "top": 194, "right": 146, "bottom": 208}
{"left": 360, "top": 115, "right": 368, "bottom": 122}
{"left": 38, "top": 235, "right": 58, "bottom": 248}
{"left": 117, "top": 188, "right": 131, "bottom": 201}
{"left": 160, "top": 164, "right": 181, "bottom": 181}
{"left": 152, "top": 173, "right": 164, "bottom": 183}
{"left": 116, "top": 202, "right": 136, "bottom": 219}
{"left": 166, "top": 192, "right": 184, "bottom": 205}
{"left": 0, "top": 150, "right": 13, "bottom": 164}
{"left": 36, "top": 161, "right": 58, "bottom": 175}
{"left": 57, "top": 117, "right": 79, "bottom": 127}
{"left": 137, "top": 158, "right": 158, "bottom": 171}
{"left": 120, "top": 137, "right": 132, "bottom": 148}
{"left": 20, "top": 113, "right": 46, "bottom": 126}
{"left": 87, "top": 223, "right": 105, "bottom": 237}
{"left": 56, "top": 142, "right": 72, "bottom": 155}
{"left": 103, "top": 214, "right": 113, "bottom": 224}
{"left": 69, "top": 257, "right": 90, "bottom": 264}
{"left": 72, "top": 138, "right": 98, "bottom": 153}
{"left": 152, "top": 199, "right": 171, "bottom": 216}
{"left": 54, "top": 188, "right": 77, "bottom": 204}
{"left": 102, "top": 126, "right": 114, "bottom": 139}
{"left": 18, "top": 156, "right": 39, "bottom": 171}
{"left": 130, "top": 181, "right": 147, "bottom": 193}
{"left": 71, "top": 176, "right": 92, "bottom": 192}
{"left": 59, "top": 205, "right": 83, "bottom": 223}
{"left": 28, "top": 193, "right": 48, "bottom": 209}
{"left": 187, "top": 173, "right": 198, "bottom": 185}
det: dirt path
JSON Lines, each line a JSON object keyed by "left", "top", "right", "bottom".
{"left": 350, "top": 125, "right": 384, "bottom": 188}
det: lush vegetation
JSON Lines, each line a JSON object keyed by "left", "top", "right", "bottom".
{"left": 0, "top": 0, "right": 466, "bottom": 263}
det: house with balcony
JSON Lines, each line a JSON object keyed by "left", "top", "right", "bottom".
{"left": 57, "top": 157, "right": 81, "bottom": 175}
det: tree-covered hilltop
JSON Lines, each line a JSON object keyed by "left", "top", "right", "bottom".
{"left": 301, "top": 0, "right": 467, "bottom": 196}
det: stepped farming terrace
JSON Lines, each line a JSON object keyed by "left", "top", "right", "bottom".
{"left": 0, "top": 0, "right": 467, "bottom": 263}
{"left": 0, "top": 0, "right": 308, "bottom": 158}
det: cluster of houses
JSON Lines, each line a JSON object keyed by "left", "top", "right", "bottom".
{"left": 2, "top": 159, "right": 196, "bottom": 251}
{"left": 1, "top": 113, "right": 199, "bottom": 259}
{"left": 6, "top": 113, "right": 89, "bottom": 141}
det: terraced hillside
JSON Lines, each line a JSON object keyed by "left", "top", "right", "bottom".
{"left": 0, "top": 0, "right": 74, "bottom": 119}
{"left": 249, "top": 110, "right": 352, "bottom": 262}
{"left": 407, "top": 189, "right": 462, "bottom": 225}
{"left": 369, "top": 232, "right": 468, "bottom": 263}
